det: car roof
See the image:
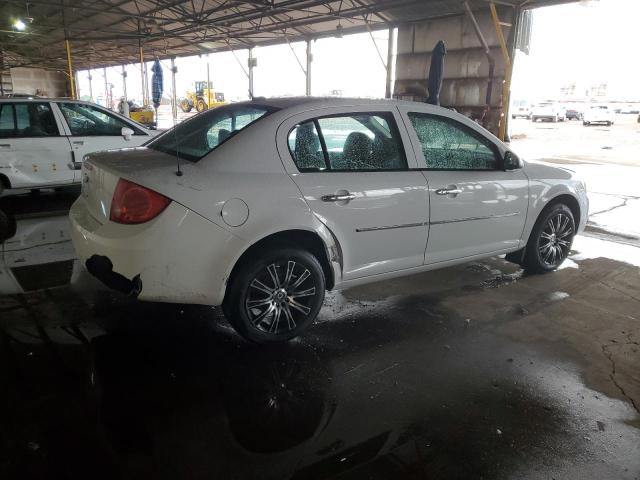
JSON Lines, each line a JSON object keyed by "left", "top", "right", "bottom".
{"left": 247, "top": 96, "right": 423, "bottom": 110}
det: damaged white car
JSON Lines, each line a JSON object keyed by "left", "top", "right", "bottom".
{"left": 70, "top": 97, "right": 588, "bottom": 343}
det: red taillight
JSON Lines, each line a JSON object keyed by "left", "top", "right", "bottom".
{"left": 109, "top": 178, "right": 171, "bottom": 224}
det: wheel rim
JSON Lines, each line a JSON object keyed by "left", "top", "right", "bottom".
{"left": 538, "top": 212, "right": 573, "bottom": 267}
{"left": 245, "top": 260, "right": 317, "bottom": 334}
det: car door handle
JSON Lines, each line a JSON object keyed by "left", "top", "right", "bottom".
{"left": 72, "top": 140, "right": 84, "bottom": 146}
{"left": 435, "top": 187, "right": 463, "bottom": 196}
{"left": 0, "top": 143, "right": 11, "bottom": 148}
{"left": 321, "top": 193, "right": 356, "bottom": 202}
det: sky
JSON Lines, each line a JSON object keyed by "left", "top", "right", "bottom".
{"left": 76, "top": 0, "right": 639, "bottom": 106}
{"left": 511, "top": 0, "right": 640, "bottom": 102}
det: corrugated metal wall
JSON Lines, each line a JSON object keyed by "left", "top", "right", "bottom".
{"left": 9, "top": 67, "right": 69, "bottom": 97}
{"left": 394, "top": 6, "right": 515, "bottom": 135}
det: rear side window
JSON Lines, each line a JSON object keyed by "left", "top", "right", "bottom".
{"left": 0, "top": 103, "right": 59, "bottom": 138}
{"left": 408, "top": 113, "right": 498, "bottom": 170}
{"left": 288, "top": 112, "right": 406, "bottom": 172}
{"left": 288, "top": 121, "right": 325, "bottom": 170}
{"left": 149, "top": 104, "right": 277, "bottom": 162}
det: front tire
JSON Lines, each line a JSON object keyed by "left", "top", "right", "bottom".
{"left": 523, "top": 203, "right": 575, "bottom": 274}
{"left": 224, "top": 248, "right": 326, "bottom": 344}
{"left": 196, "top": 98, "right": 207, "bottom": 113}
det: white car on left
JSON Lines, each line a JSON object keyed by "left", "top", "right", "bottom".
{"left": 0, "top": 98, "right": 158, "bottom": 196}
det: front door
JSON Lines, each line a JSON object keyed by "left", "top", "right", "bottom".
{"left": 400, "top": 109, "right": 529, "bottom": 264}
{"left": 0, "top": 102, "right": 73, "bottom": 189}
{"left": 279, "top": 109, "right": 429, "bottom": 280}
{"left": 54, "top": 102, "right": 150, "bottom": 181}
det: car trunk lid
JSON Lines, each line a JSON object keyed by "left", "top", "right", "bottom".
{"left": 81, "top": 147, "right": 180, "bottom": 224}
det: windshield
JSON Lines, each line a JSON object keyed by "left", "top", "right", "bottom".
{"left": 147, "top": 103, "right": 278, "bottom": 162}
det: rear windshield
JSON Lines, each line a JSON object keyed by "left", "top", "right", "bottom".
{"left": 147, "top": 103, "right": 278, "bottom": 162}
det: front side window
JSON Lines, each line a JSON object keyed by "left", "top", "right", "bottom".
{"left": 0, "top": 102, "right": 58, "bottom": 138}
{"left": 59, "top": 103, "right": 141, "bottom": 136}
{"left": 149, "top": 104, "right": 277, "bottom": 162}
{"left": 288, "top": 112, "right": 406, "bottom": 171}
{"left": 408, "top": 113, "right": 498, "bottom": 170}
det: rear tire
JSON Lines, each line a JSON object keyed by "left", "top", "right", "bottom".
{"left": 523, "top": 203, "right": 575, "bottom": 274}
{"left": 0, "top": 210, "right": 11, "bottom": 241}
{"left": 179, "top": 99, "right": 192, "bottom": 113}
{"left": 223, "top": 248, "right": 326, "bottom": 344}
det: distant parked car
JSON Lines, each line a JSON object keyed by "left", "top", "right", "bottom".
{"left": 70, "top": 97, "right": 588, "bottom": 343}
{"left": 511, "top": 101, "right": 531, "bottom": 119}
{"left": 0, "top": 98, "right": 159, "bottom": 196}
{"left": 531, "top": 102, "right": 565, "bottom": 122}
{"left": 565, "top": 109, "right": 582, "bottom": 121}
{"left": 583, "top": 105, "right": 615, "bottom": 126}
{"left": 619, "top": 104, "right": 640, "bottom": 114}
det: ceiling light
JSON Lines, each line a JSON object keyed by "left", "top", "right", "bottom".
{"left": 13, "top": 19, "right": 26, "bottom": 31}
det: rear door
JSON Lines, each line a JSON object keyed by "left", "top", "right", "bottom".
{"left": 399, "top": 107, "right": 529, "bottom": 264}
{"left": 278, "top": 107, "right": 429, "bottom": 280}
{"left": 0, "top": 101, "right": 73, "bottom": 188}
{"left": 54, "top": 102, "right": 151, "bottom": 181}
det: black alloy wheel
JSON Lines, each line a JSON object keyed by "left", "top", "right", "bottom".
{"left": 224, "top": 248, "right": 325, "bottom": 343}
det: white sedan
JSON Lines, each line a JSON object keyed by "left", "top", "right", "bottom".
{"left": 0, "top": 98, "right": 158, "bottom": 196}
{"left": 69, "top": 97, "right": 588, "bottom": 343}
{"left": 583, "top": 105, "right": 615, "bottom": 126}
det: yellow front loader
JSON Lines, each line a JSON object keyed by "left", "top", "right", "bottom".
{"left": 179, "top": 81, "right": 225, "bottom": 113}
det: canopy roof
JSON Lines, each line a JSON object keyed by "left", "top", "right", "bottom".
{"left": 1, "top": 0, "right": 575, "bottom": 70}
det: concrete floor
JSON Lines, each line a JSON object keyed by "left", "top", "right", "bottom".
{"left": 1, "top": 116, "right": 639, "bottom": 479}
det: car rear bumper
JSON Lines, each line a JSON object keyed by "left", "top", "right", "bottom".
{"left": 69, "top": 197, "right": 242, "bottom": 305}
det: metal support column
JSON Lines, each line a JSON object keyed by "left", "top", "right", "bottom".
{"left": 103, "top": 67, "right": 108, "bottom": 109}
{"left": 171, "top": 57, "right": 178, "bottom": 125}
{"left": 385, "top": 28, "right": 395, "bottom": 99}
{"left": 305, "top": 40, "right": 312, "bottom": 96}
{"left": 464, "top": 0, "right": 495, "bottom": 127}
{"left": 248, "top": 47, "right": 255, "bottom": 99}
{"left": 65, "top": 39, "right": 75, "bottom": 99}
{"left": 489, "top": 2, "right": 512, "bottom": 142}
{"left": 206, "top": 57, "right": 211, "bottom": 109}
{"left": 139, "top": 43, "right": 147, "bottom": 105}
{"left": 88, "top": 70, "right": 93, "bottom": 102}
{"left": 122, "top": 65, "right": 127, "bottom": 101}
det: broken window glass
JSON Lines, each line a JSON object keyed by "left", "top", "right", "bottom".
{"left": 408, "top": 113, "right": 498, "bottom": 170}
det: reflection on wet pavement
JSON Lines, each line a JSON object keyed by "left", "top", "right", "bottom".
{"left": 1, "top": 192, "right": 639, "bottom": 480}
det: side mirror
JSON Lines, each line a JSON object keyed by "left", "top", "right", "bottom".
{"left": 504, "top": 151, "right": 522, "bottom": 170}
{"left": 121, "top": 127, "right": 134, "bottom": 141}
